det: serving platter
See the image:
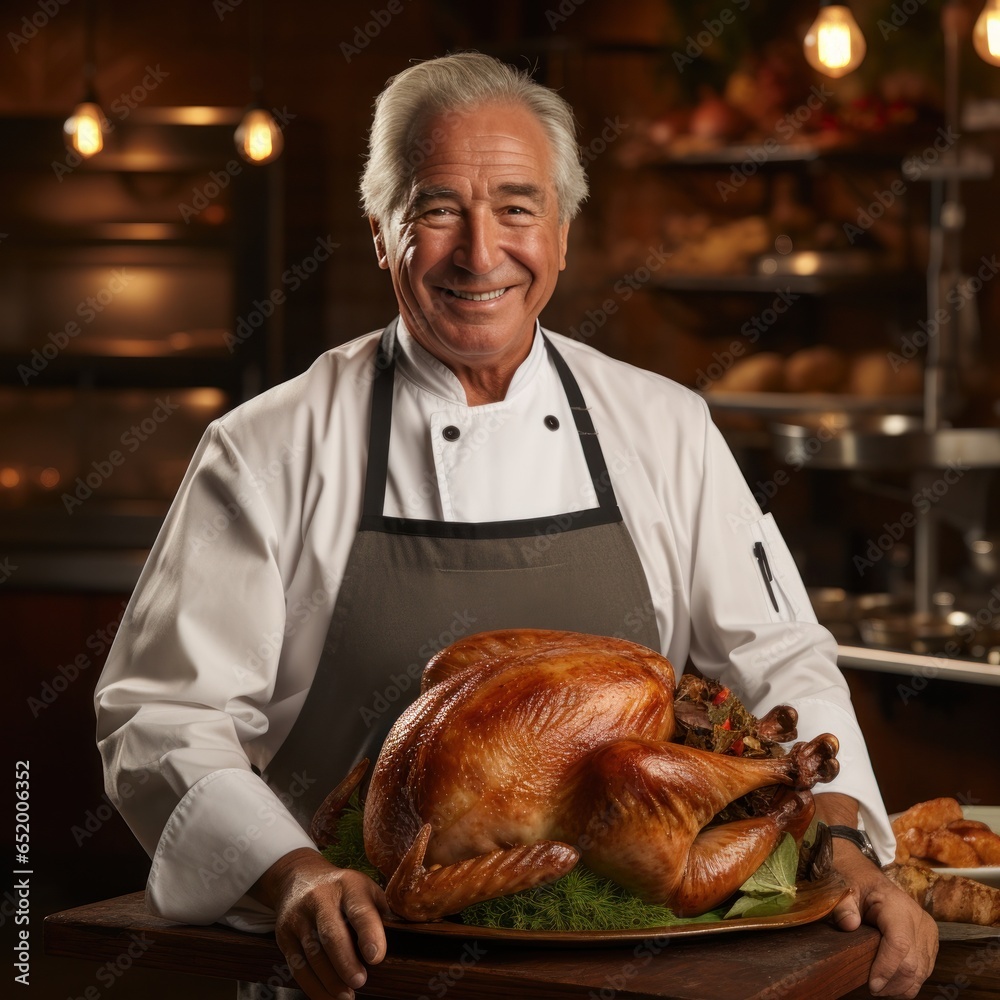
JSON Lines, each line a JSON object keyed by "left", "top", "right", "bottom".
{"left": 382, "top": 872, "right": 849, "bottom": 946}
{"left": 932, "top": 805, "right": 1000, "bottom": 888}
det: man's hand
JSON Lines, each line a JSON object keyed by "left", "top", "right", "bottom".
{"left": 816, "top": 793, "right": 938, "bottom": 998}
{"left": 250, "top": 847, "right": 392, "bottom": 1000}
{"left": 829, "top": 840, "right": 938, "bottom": 998}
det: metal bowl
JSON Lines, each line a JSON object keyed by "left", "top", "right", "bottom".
{"left": 771, "top": 420, "right": 1000, "bottom": 471}
{"left": 858, "top": 610, "right": 976, "bottom": 655}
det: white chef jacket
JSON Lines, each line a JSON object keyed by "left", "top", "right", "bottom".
{"left": 95, "top": 319, "right": 894, "bottom": 931}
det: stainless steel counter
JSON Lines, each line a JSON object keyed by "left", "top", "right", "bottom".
{"left": 838, "top": 643, "right": 1000, "bottom": 686}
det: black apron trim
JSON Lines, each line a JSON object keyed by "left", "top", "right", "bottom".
{"left": 359, "top": 503, "right": 622, "bottom": 539}
{"left": 361, "top": 319, "right": 398, "bottom": 521}
{"left": 361, "top": 321, "right": 619, "bottom": 533}
{"left": 541, "top": 334, "right": 618, "bottom": 509}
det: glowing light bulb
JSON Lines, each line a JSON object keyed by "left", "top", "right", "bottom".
{"left": 234, "top": 108, "right": 283, "bottom": 165}
{"left": 63, "top": 101, "right": 107, "bottom": 157}
{"left": 803, "top": 4, "right": 867, "bottom": 78}
{"left": 974, "top": 0, "right": 1000, "bottom": 66}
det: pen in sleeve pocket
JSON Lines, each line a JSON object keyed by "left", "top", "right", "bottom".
{"left": 753, "top": 541, "right": 779, "bottom": 612}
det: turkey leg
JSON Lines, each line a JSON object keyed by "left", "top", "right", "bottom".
{"left": 568, "top": 734, "right": 838, "bottom": 912}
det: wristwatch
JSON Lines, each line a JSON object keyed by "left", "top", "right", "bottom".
{"left": 827, "top": 825, "right": 882, "bottom": 866}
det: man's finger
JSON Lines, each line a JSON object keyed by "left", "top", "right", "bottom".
{"left": 275, "top": 930, "right": 338, "bottom": 1000}
{"left": 291, "top": 958, "right": 353, "bottom": 1000}
{"left": 313, "top": 911, "right": 369, "bottom": 993}
{"left": 830, "top": 888, "right": 862, "bottom": 931}
{"left": 343, "top": 889, "right": 389, "bottom": 964}
{"left": 869, "top": 933, "right": 919, "bottom": 997}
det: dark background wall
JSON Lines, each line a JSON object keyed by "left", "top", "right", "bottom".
{"left": 4, "top": 2, "right": 1000, "bottom": 998}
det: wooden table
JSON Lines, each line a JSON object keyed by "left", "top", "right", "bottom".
{"left": 44, "top": 893, "right": 999, "bottom": 1000}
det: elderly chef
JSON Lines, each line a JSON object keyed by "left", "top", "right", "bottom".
{"left": 96, "top": 52, "right": 936, "bottom": 1000}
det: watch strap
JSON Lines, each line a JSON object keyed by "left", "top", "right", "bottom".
{"left": 827, "top": 824, "right": 882, "bottom": 866}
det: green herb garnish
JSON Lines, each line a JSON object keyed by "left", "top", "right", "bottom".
{"left": 460, "top": 864, "right": 724, "bottom": 930}
{"left": 321, "top": 794, "right": 381, "bottom": 883}
{"left": 324, "top": 794, "right": 799, "bottom": 930}
{"left": 723, "top": 832, "right": 798, "bottom": 919}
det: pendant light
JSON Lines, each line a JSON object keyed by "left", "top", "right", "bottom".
{"left": 803, "top": 1, "right": 867, "bottom": 78}
{"left": 973, "top": 0, "right": 1000, "bottom": 65}
{"left": 63, "top": 0, "right": 108, "bottom": 158}
{"left": 234, "top": 0, "right": 283, "bottom": 165}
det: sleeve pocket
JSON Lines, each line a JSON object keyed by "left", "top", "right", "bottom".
{"left": 747, "top": 514, "right": 815, "bottom": 624}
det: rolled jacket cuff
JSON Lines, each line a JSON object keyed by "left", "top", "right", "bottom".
{"left": 146, "top": 768, "right": 316, "bottom": 925}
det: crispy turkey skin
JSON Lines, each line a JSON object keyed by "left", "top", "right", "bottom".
{"left": 313, "top": 629, "right": 840, "bottom": 921}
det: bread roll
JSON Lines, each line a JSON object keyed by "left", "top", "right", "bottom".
{"left": 711, "top": 352, "right": 786, "bottom": 392}
{"left": 784, "top": 346, "right": 848, "bottom": 393}
{"left": 848, "top": 351, "right": 923, "bottom": 397}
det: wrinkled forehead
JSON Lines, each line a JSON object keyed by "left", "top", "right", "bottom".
{"left": 406, "top": 103, "right": 557, "bottom": 197}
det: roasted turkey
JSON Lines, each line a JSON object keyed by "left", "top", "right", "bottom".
{"left": 311, "top": 629, "right": 840, "bottom": 921}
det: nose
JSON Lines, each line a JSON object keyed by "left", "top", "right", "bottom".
{"left": 452, "top": 208, "right": 502, "bottom": 275}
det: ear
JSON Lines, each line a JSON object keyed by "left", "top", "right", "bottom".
{"left": 558, "top": 221, "right": 570, "bottom": 271}
{"left": 370, "top": 217, "right": 389, "bottom": 270}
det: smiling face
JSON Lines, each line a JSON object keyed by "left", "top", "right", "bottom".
{"left": 371, "top": 102, "right": 570, "bottom": 403}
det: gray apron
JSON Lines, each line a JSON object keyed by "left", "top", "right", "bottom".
{"left": 247, "top": 322, "right": 660, "bottom": 996}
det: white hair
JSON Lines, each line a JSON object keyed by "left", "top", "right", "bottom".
{"left": 360, "top": 52, "right": 588, "bottom": 225}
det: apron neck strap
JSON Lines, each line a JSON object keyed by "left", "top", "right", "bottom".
{"left": 362, "top": 321, "right": 617, "bottom": 519}
{"left": 361, "top": 320, "right": 398, "bottom": 520}
{"left": 541, "top": 333, "right": 617, "bottom": 509}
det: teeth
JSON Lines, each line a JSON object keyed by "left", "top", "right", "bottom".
{"left": 448, "top": 288, "right": 506, "bottom": 301}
